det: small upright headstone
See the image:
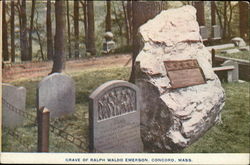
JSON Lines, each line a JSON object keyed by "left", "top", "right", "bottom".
{"left": 102, "top": 32, "right": 115, "bottom": 54}
{"left": 37, "top": 73, "right": 75, "bottom": 118}
{"left": 221, "top": 60, "right": 239, "bottom": 82}
{"left": 200, "top": 26, "right": 208, "bottom": 41}
{"left": 2, "top": 84, "right": 26, "bottom": 129}
{"left": 89, "top": 80, "right": 143, "bottom": 153}
{"left": 211, "top": 25, "right": 221, "bottom": 40}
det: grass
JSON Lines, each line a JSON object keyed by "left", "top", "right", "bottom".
{"left": 2, "top": 67, "right": 250, "bottom": 153}
{"left": 216, "top": 49, "right": 250, "bottom": 61}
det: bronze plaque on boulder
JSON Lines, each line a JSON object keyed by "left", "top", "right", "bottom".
{"left": 164, "top": 59, "right": 206, "bottom": 88}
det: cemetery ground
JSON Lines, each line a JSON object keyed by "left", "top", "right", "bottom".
{"left": 2, "top": 58, "right": 249, "bottom": 153}
{"left": 216, "top": 48, "right": 250, "bottom": 61}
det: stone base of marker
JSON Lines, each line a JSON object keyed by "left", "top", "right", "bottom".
{"left": 2, "top": 84, "right": 26, "bottom": 129}
{"left": 134, "top": 6, "right": 225, "bottom": 152}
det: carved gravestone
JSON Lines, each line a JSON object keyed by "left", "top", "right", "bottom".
{"left": 2, "top": 84, "right": 26, "bottom": 129}
{"left": 37, "top": 73, "right": 75, "bottom": 118}
{"left": 89, "top": 80, "right": 143, "bottom": 153}
{"left": 135, "top": 6, "right": 225, "bottom": 152}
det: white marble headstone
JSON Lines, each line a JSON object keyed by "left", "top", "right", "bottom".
{"left": 2, "top": 84, "right": 26, "bottom": 129}
{"left": 37, "top": 73, "right": 75, "bottom": 118}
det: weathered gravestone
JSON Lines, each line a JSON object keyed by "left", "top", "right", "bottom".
{"left": 199, "top": 26, "right": 208, "bottom": 41}
{"left": 89, "top": 80, "right": 143, "bottom": 153}
{"left": 221, "top": 60, "right": 239, "bottom": 82}
{"left": 102, "top": 32, "right": 116, "bottom": 54}
{"left": 211, "top": 25, "right": 221, "bottom": 40}
{"left": 37, "top": 73, "right": 75, "bottom": 118}
{"left": 134, "top": 6, "right": 225, "bottom": 152}
{"left": 2, "top": 84, "right": 26, "bottom": 129}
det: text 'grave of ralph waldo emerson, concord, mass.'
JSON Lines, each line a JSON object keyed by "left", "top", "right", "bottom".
{"left": 89, "top": 80, "right": 143, "bottom": 153}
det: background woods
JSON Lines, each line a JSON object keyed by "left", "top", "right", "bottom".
{"left": 1, "top": 1, "right": 250, "bottom": 69}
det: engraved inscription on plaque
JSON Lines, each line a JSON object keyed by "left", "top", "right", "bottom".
{"left": 89, "top": 80, "right": 143, "bottom": 153}
{"left": 164, "top": 59, "right": 206, "bottom": 88}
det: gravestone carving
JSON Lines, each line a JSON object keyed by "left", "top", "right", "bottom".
{"left": 89, "top": 80, "right": 143, "bottom": 153}
{"left": 135, "top": 6, "right": 225, "bottom": 152}
{"left": 2, "top": 84, "right": 26, "bottom": 129}
{"left": 37, "top": 73, "right": 75, "bottom": 118}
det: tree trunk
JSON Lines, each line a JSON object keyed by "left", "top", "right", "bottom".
{"left": 28, "top": 0, "right": 35, "bottom": 61}
{"left": 46, "top": 0, "right": 53, "bottom": 60}
{"left": 82, "top": 0, "right": 88, "bottom": 54}
{"left": 239, "top": 1, "right": 249, "bottom": 40}
{"left": 66, "top": 0, "right": 72, "bottom": 58}
{"left": 51, "top": 0, "right": 66, "bottom": 73}
{"left": 211, "top": 1, "right": 216, "bottom": 25}
{"left": 74, "top": 0, "right": 79, "bottom": 58}
{"left": 129, "top": 1, "right": 162, "bottom": 82}
{"left": 223, "top": 1, "right": 228, "bottom": 39}
{"left": 214, "top": 2, "right": 223, "bottom": 30}
{"left": 11, "top": 0, "right": 15, "bottom": 62}
{"left": 2, "top": 0, "right": 9, "bottom": 61}
{"left": 20, "top": 0, "right": 29, "bottom": 61}
{"left": 35, "top": 28, "right": 45, "bottom": 61}
{"left": 105, "top": 0, "right": 112, "bottom": 32}
{"left": 122, "top": 1, "right": 130, "bottom": 46}
{"left": 87, "top": 1, "right": 96, "bottom": 56}
{"left": 194, "top": 1, "right": 205, "bottom": 26}
{"left": 35, "top": 9, "right": 45, "bottom": 61}
{"left": 127, "top": 0, "right": 133, "bottom": 45}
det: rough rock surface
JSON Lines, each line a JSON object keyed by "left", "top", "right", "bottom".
{"left": 134, "top": 6, "right": 225, "bottom": 152}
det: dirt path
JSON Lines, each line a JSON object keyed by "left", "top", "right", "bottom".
{"left": 2, "top": 54, "right": 132, "bottom": 82}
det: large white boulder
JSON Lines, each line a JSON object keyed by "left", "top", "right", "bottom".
{"left": 135, "top": 6, "right": 225, "bottom": 152}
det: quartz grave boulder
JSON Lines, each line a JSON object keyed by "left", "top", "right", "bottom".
{"left": 134, "top": 6, "right": 225, "bottom": 152}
